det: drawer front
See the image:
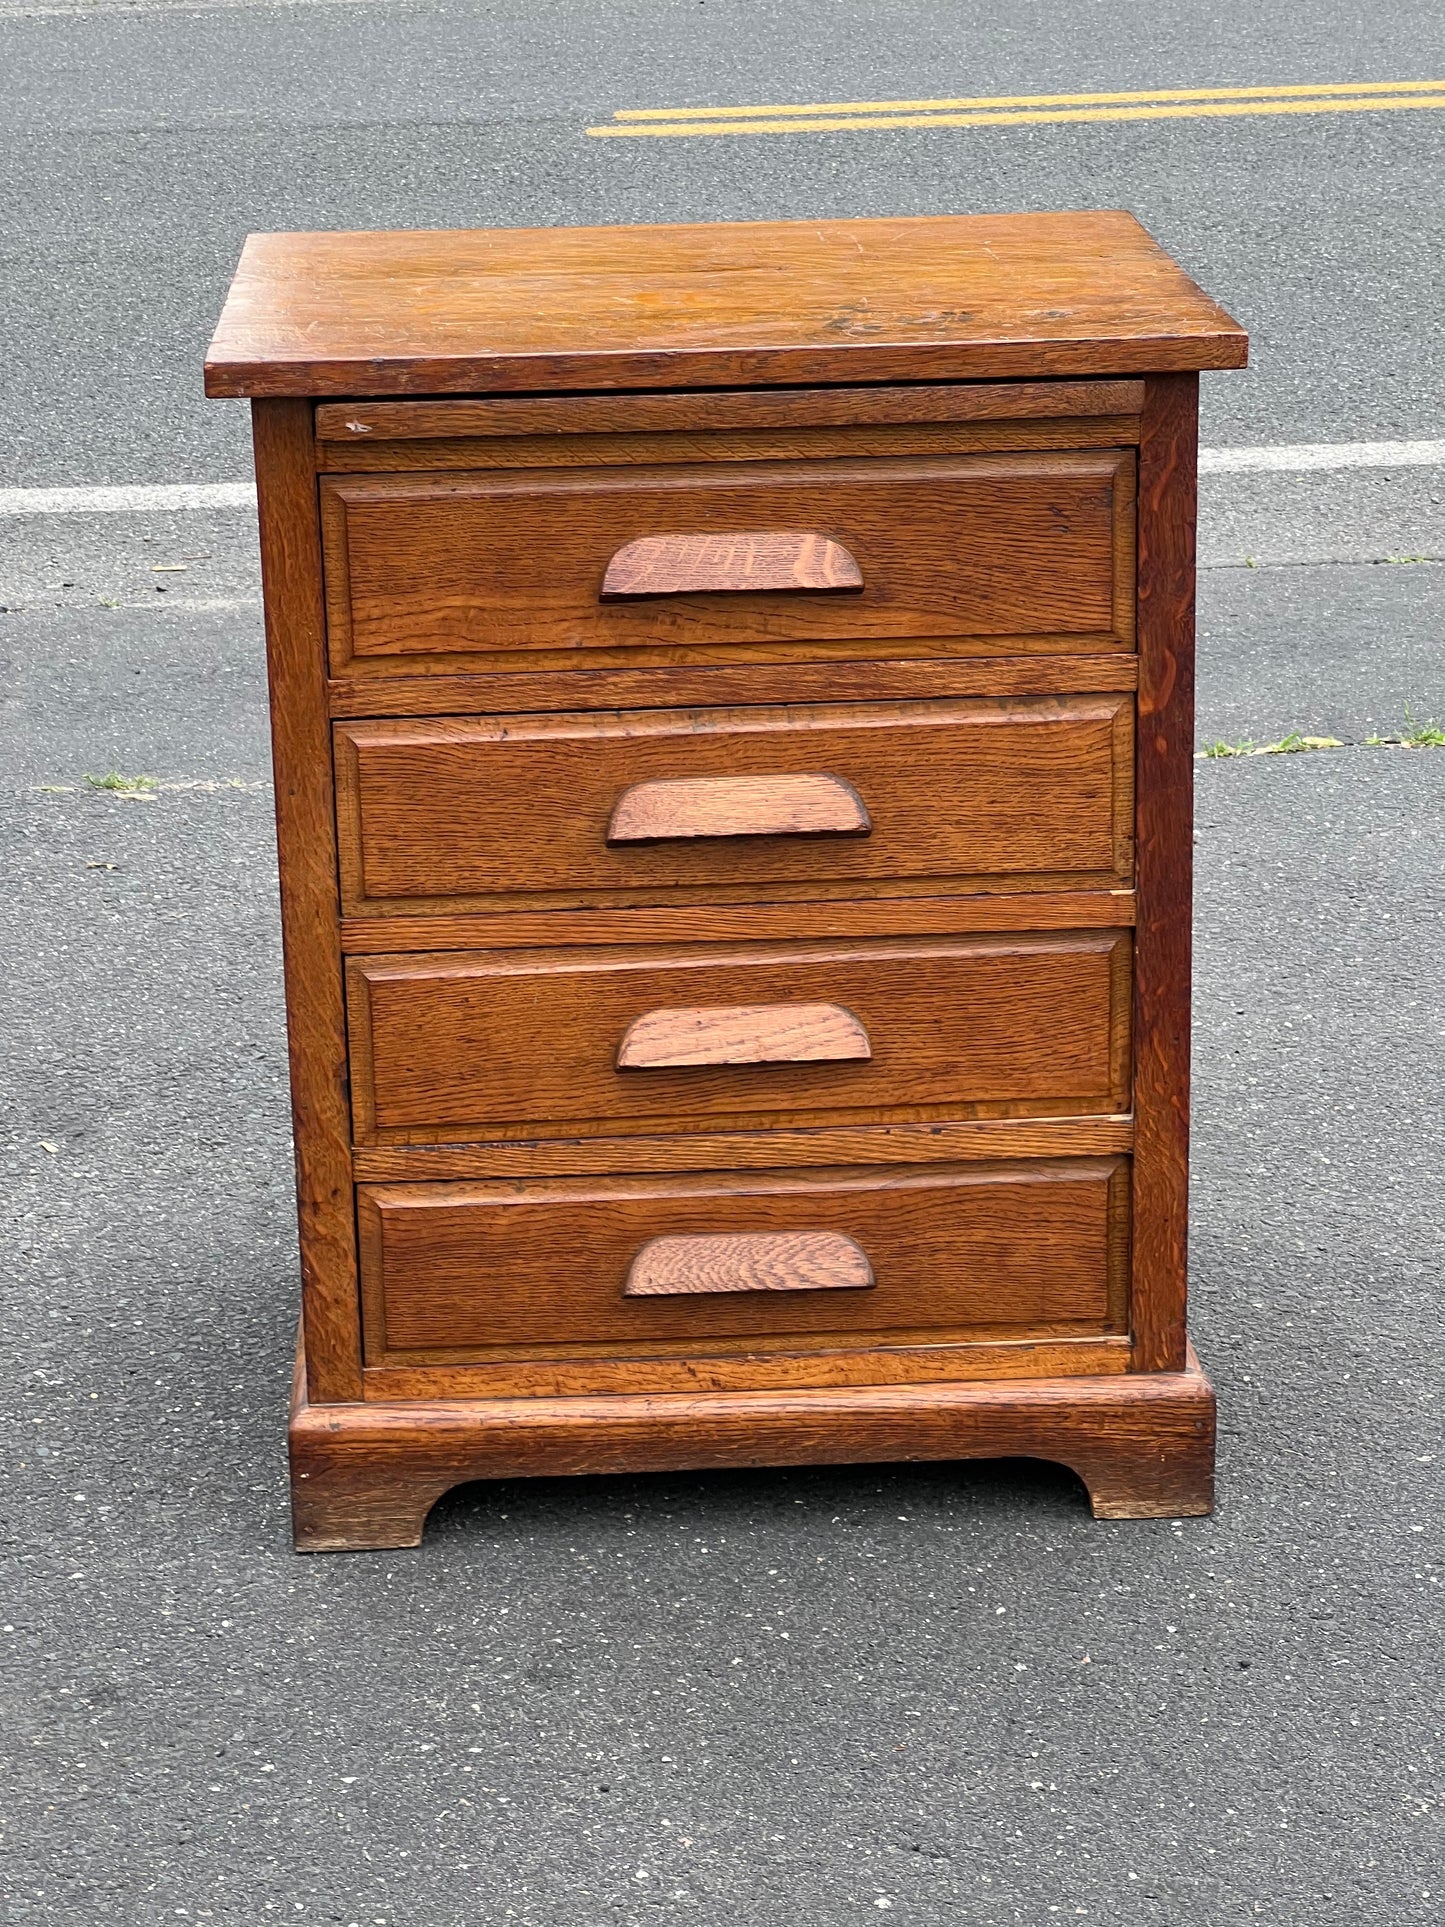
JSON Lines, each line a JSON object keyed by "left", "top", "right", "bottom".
{"left": 335, "top": 695, "right": 1133, "bottom": 915}
{"left": 359, "top": 1158, "right": 1128, "bottom": 1359}
{"left": 321, "top": 450, "right": 1135, "bottom": 672}
{"left": 347, "top": 931, "right": 1131, "bottom": 1144}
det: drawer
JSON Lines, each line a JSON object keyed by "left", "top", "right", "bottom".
{"left": 346, "top": 930, "right": 1132, "bottom": 1144}
{"left": 358, "top": 1157, "right": 1129, "bottom": 1360}
{"left": 321, "top": 450, "right": 1135, "bottom": 673}
{"left": 335, "top": 694, "right": 1134, "bottom": 915}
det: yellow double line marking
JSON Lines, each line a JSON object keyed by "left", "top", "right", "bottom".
{"left": 588, "top": 77, "right": 1445, "bottom": 139}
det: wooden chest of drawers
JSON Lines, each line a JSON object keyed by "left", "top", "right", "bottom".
{"left": 205, "top": 211, "right": 1246, "bottom": 1551}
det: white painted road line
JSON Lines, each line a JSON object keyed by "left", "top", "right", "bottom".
{"left": 2, "top": 441, "right": 1445, "bottom": 515}
{"left": 1198, "top": 439, "right": 1445, "bottom": 473}
{"left": 0, "top": 482, "right": 257, "bottom": 516}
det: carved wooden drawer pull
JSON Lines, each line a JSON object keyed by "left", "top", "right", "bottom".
{"left": 624, "top": 1230, "right": 876, "bottom": 1297}
{"left": 607, "top": 772, "right": 871, "bottom": 844}
{"left": 600, "top": 530, "right": 864, "bottom": 599}
{"left": 616, "top": 1001, "right": 872, "bottom": 1070}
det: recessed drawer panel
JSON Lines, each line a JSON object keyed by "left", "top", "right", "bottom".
{"left": 335, "top": 694, "right": 1134, "bottom": 915}
{"left": 359, "top": 1158, "right": 1129, "bottom": 1359}
{"left": 346, "top": 930, "right": 1131, "bottom": 1145}
{"left": 321, "top": 450, "right": 1135, "bottom": 673}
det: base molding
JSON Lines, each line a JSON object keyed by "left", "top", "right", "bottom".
{"left": 289, "top": 1341, "right": 1215, "bottom": 1551}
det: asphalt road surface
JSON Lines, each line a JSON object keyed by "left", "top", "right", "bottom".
{"left": 3, "top": 4, "right": 1443, "bottom": 1923}
{"left": 3, "top": 0, "right": 1445, "bottom": 483}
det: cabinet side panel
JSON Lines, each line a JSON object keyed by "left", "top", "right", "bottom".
{"left": 252, "top": 398, "right": 362, "bottom": 1400}
{"left": 1131, "top": 373, "right": 1197, "bottom": 1372}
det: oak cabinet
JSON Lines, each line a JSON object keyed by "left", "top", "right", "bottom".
{"left": 205, "top": 211, "right": 1245, "bottom": 1549}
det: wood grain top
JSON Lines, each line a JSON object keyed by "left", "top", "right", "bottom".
{"left": 204, "top": 212, "right": 1247, "bottom": 398}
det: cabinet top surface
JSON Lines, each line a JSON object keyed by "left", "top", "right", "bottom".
{"left": 204, "top": 211, "right": 1247, "bottom": 399}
